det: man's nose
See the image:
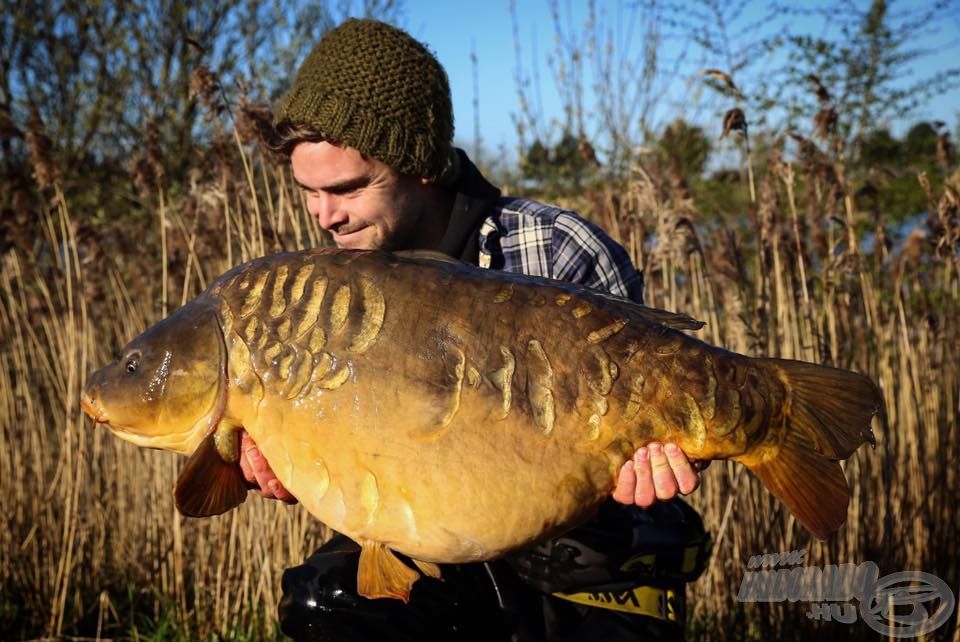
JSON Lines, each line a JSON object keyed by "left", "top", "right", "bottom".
{"left": 307, "top": 193, "right": 347, "bottom": 230}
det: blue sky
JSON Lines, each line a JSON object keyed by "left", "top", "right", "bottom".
{"left": 400, "top": 0, "right": 960, "bottom": 162}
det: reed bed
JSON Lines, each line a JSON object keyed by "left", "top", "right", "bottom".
{"left": 1, "top": 103, "right": 958, "bottom": 640}
{"left": 590, "top": 138, "right": 960, "bottom": 640}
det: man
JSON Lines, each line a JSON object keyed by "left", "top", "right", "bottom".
{"left": 244, "top": 18, "right": 708, "bottom": 641}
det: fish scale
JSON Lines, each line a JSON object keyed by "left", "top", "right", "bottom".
{"left": 81, "top": 247, "right": 883, "bottom": 603}
{"left": 221, "top": 256, "right": 375, "bottom": 395}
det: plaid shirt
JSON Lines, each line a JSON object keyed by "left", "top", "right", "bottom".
{"left": 476, "top": 197, "right": 645, "bottom": 304}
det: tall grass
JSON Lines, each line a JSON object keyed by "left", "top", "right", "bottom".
{"left": 1, "top": 110, "right": 330, "bottom": 639}
{"left": 2, "top": 101, "right": 958, "bottom": 640}
{"left": 588, "top": 132, "right": 959, "bottom": 639}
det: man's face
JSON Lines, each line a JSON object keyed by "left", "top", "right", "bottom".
{"left": 290, "top": 141, "right": 431, "bottom": 251}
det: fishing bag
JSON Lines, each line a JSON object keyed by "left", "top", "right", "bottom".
{"left": 278, "top": 500, "right": 710, "bottom": 642}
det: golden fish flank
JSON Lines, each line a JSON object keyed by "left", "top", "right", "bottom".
{"left": 572, "top": 302, "right": 592, "bottom": 318}
{"left": 295, "top": 276, "right": 329, "bottom": 339}
{"left": 349, "top": 275, "right": 385, "bottom": 353}
{"left": 489, "top": 346, "right": 515, "bottom": 418}
{"left": 269, "top": 264, "right": 290, "bottom": 317}
{"left": 220, "top": 259, "right": 386, "bottom": 395}
{"left": 239, "top": 270, "right": 269, "bottom": 318}
{"left": 81, "top": 248, "right": 883, "bottom": 606}
{"left": 288, "top": 264, "right": 315, "bottom": 303}
{"left": 436, "top": 345, "right": 466, "bottom": 428}
{"left": 493, "top": 283, "right": 514, "bottom": 303}
{"left": 525, "top": 339, "right": 555, "bottom": 435}
{"left": 328, "top": 285, "right": 351, "bottom": 335}
{"left": 587, "top": 318, "right": 628, "bottom": 345}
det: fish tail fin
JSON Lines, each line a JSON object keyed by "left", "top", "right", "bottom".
{"left": 745, "top": 431, "right": 850, "bottom": 540}
{"left": 743, "top": 359, "right": 883, "bottom": 540}
{"left": 768, "top": 358, "right": 883, "bottom": 458}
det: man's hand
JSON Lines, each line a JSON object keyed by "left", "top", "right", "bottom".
{"left": 612, "top": 442, "right": 707, "bottom": 507}
{"left": 239, "top": 432, "right": 701, "bottom": 508}
{"left": 239, "top": 430, "right": 298, "bottom": 504}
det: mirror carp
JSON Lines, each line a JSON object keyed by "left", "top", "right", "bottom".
{"left": 81, "top": 248, "right": 883, "bottom": 601}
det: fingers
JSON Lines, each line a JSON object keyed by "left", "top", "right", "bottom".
{"left": 267, "top": 479, "right": 298, "bottom": 503}
{"left": 648, "top": 443, "right": 679, "bottom": 501}
{"left": 610, "top": 442, "right": 703, "bottom": 508}
{"left": 665, "top": 443, "right": 700, "bottom": 495}
{"left": 239, "top": 430, "right": 298, "bottom": 504}
{"left": 632, "top": 447, "right": 657, "bottom": 507}
{"left": 238, "top": 431, "right": 258, "bottom": 486}
{"left": 612, "top": 460, "right": 637, "bottom": 505}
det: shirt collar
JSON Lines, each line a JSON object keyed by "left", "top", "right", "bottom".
{"left": 436, "top": 149, "right": 501, "bottom": 265}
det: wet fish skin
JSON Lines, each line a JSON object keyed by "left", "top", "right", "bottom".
{"left": 82, "top": 299, "right": 226, "bottom": 454}
{"left": 82, "top": 248, "right": 882, "bottom": 602}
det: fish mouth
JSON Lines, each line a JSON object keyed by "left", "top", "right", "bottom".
{"left": 80, "top": 393, "right": 107, "bottom": 424}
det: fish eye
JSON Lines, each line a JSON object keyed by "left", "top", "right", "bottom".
{"left": 125, "top": 351, "right": 141, "bottom": 374}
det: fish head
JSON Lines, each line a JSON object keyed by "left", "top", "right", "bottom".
{"left": 81, "top": 301, "right": 225, "bottom": 454}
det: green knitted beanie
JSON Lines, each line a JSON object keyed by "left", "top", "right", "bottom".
{"left": 276, "top": 19, "right": 459, "bottom": 184}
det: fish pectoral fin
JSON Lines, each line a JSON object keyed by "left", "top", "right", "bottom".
{"left": 412, "top": 559, "right": 442, "bottom": 580}
{"left": 357, "top": 540, "right": 421, "bottom": 603}
{"left": 174, "top": 433, "right": 248, "bottom": 518}
{"left": 743, "top": 430, "right": 849, "bottom": 541}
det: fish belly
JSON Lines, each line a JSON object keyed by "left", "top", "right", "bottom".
{"left": 247, "top": 383, "right": 618, "bottom": 563}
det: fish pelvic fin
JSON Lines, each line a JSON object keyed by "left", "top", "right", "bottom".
{"left": 412, "top": 559, "right": 442, "bottom": 580}
{"left": 174, "top": 432, "right": 249, "bottom": 518}
{"left": 743, "top": 359, "right": 883, "bottom": 540}
{"left": 357, "top": 540, "right": 421, "bottom": 602}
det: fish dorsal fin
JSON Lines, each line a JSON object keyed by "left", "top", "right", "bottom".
{"left": 174, "top": 432, "right": 248, "bottom": 518}
{"left": 626, "top": 303, "right": 705, "bottom": 331}
{"left": 393, "top": 249, "right": 462, "bottom": 265}
{"left": 394, "top": 248, "right": 702, "bottom": 331}
{"left": 589, "top": 289, "right": 705, "bottom": 331}
{"left": 357, "top": 540, "right": 421, "bottom": 602}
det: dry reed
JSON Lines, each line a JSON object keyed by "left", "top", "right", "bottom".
{"left": 592, "top": 133, "right": 959, "bottom": 640}
{"left": 2, "top": 97, "right": 958, "bottom": 642}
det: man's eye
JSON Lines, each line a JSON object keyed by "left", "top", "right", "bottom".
{"left": 329, "top": 182, "right": 366, "bottom": 196}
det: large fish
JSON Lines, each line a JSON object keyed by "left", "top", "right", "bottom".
{"left": 81, "top": 248, "right": 882, "bottom": 601}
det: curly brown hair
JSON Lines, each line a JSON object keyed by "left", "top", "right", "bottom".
{"left": 266, "top": 121, "right": 342, "bottom": 158}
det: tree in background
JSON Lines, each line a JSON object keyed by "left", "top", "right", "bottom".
{"left": 0, "top": 0, "right": 401, "bottom": 231}
{"left": 657, "top": 119, "right": 712, "bottom": 179}
{"left": 508, "top": 0, "right": 958, "bottom": 223}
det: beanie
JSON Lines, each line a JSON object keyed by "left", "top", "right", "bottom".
{"left": 275, "top": 19, "right": 459, "bottom": 184}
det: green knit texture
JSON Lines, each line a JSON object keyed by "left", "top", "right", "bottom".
{"left": 276, "top": 19, "right": 458, "bottom": 184}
